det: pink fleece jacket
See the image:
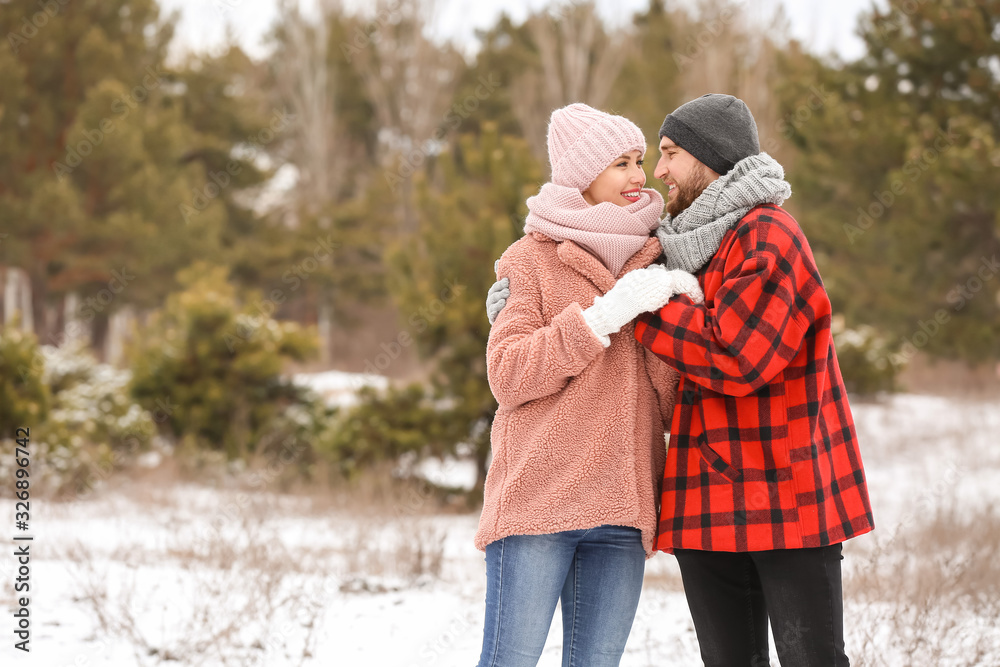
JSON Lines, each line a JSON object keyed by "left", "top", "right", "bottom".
{"left": 476, "top": 232, "right": 680, "bottom": 557}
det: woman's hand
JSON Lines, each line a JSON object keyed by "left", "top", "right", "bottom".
{"left": 583, "top": 266, "right": 703, "bottom": 345}
{"left": 486, "top": 262, "right": 703, "bottom": 339}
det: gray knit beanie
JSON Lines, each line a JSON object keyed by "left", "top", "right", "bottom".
{"left": 659, "top": 94, "right": 760, "bottom": 176}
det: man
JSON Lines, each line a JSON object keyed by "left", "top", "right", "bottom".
{"left": 487, "top": 94, "right": 874, "bottom": 666}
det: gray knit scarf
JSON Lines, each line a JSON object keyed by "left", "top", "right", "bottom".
{"left": 657, "top": 153, "right": 792, "bottom": 272}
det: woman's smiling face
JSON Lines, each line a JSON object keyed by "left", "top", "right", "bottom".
{"left": 582, "top": 150, "right": 647, "bottom": 207}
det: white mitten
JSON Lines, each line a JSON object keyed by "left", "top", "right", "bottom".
{"left": 582, "top": 266, "right": 703, "bottom": 345}
{"left": 668, "top": 270, "right": 704, "bottom": 305}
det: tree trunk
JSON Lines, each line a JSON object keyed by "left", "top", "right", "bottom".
{"left": 91, "top": 311, "right": 109, "bottom": 361}
{"left": 27, "top": 270, "right": 43, "bottom": 339}
{"left": 514, "top": 5, "right": 632, "bottom": 163}
{"left": 471, "top": 443, "right": 489, "bottom": 507}
{"left": 63, "top": 292, "right": 81, "bottom": 345}
{"left": 318, "top": 299, "right": 332, "bottom": 365}
{"left": 105, "top": 307, "right": 134, "bottom": 367}
{"left": 3, "top": 267, "right": 15, "bottom": 326}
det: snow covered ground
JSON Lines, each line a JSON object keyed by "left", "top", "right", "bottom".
{"left": 2, "top": 394, "right": 999, "bottom": 666}
{"left": 292, "top": 370, "right": 389, "bottom": 408}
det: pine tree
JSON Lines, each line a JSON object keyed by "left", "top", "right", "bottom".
{"left": 385, "top": 124, "right": 543, "bottom": 493}
{"left": 775, "top": 0, "right": 1000, "bottom": 365}
{"left": 0, "top": 1, "right": 273, "bottom": 353}
{"left": 454, "top": 2, "right": 633, "bottom": 165}
{"left": 605, "top": 0, "right": 685, "bottom": 146}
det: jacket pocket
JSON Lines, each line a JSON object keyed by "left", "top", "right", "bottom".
{"left": 696, "top": 434, "right": 742, "bottom": 483}
{"left": 693, "top": 387, "right": 742, "bottom": 483}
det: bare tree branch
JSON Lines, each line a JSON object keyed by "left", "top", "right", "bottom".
{"left": 515, "top": 3, "right": 635, "bottom": 163}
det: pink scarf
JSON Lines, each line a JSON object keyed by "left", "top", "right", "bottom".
{"left": 523, "top": 183, "right": 665, "bottom": 277}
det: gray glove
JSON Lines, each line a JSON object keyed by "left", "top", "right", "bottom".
{"left": 487, "top": 260, "right": 510, "bottom": 325}
{"left": 582, "top": 265, "right": 703, "bottom": 346}
{"left": 486, "top": 279, "right": 509, "bottom": 325}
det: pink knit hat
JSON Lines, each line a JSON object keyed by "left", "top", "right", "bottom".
{"left": 547, "top": 103, "right": 647, "bottom": 191}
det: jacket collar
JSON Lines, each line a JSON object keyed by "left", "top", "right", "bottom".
{"left": 530, "top": 231, "right": 663, "bottom": 293}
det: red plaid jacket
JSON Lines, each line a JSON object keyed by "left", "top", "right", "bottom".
{"left": 635, "top": 204, "right": 874, "bottom": 553}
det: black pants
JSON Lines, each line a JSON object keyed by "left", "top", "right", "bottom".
{"left": 674, "top": 544, "right": 849, "bottom": 667}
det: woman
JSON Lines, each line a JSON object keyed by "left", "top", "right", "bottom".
{"left": 475, "top": 103, "right": 702, "bottom": 667}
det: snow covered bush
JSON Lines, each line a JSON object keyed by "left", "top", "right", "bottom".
{"left": 832, "top": 316, "right": 899, "bottom": 398}
{"left": 36, "top": 341, "right": 158, "bottom": 492}
{"left": 0, "top": 322, "right": 50, "bottom": 437}
{"left": 316, "top": 383, "right": 451, "bottom": 480}
{"left": 0, "top": 332, "right": 157, "bottom": 496}
{"left": 128, "top": 263, "right": 319, "bottom": 460}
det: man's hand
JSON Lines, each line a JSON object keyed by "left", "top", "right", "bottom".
{"left": 486, "top": 277, "right": 510, "bottom": 325}
{"left": 487, "top": 260, "right": 510, "bottom": 325}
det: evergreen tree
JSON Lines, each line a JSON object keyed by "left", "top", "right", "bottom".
{"left": 776, "top": 0, "right": 1000, "bottom": 365}
{"left": 605, "top": 0, "right": 685, "bottom": 146}
{"left": 258, "top": 5, "right": 401, "bottom": 352}
{"left": 128, "top": 263, "right": 317, "bottom": 458}
{"left": 0, "top": 1, "right": 273, "bottom": 352}
{"left": 451, "top": 13, "right": 536, "bottom": 139}
{"left": 386, "top": 125, "right": 543, "bottom": 492}
{"left": 454, "top": 2, "right": 633, "bottom": 165}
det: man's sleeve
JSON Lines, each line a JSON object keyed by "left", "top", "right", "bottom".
{"left": 634, "top": 223, "right": 822, "bottom": 397}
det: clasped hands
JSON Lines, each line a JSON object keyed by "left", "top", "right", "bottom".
{"left": 486, "top": 262, "right": 703, "bottom": 345}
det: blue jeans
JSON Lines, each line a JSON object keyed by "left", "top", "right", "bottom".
{"left": 476, "top": 525, "right": 645, "bottom": 667}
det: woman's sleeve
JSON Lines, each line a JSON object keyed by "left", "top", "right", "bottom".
{"left": 643, "top": 347, "right": 679, "bottom": 431}
{"left": 487, "top": 251, "right": 607, "bottom": 409}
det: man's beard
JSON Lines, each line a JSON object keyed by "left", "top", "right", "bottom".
{"left": 666, "top": 166, "right": 716, "bottom": 217}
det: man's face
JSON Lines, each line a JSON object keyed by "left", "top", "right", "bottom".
{"left": 654, "top": 137, "right": 719, "bottom": 217}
